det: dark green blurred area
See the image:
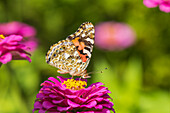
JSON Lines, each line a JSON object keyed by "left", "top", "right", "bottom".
{"left": 0, "top": 0, "right": 170, "bottom": 113}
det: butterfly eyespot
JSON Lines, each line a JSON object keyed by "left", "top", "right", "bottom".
{"left": 60, "top": 48, "right": 63, "bottom": 51}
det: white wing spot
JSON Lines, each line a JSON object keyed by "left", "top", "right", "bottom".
{"left": 91, "top": 29, "right": 95, "bottom": 34}
{"left": 82, "top": 33, "right": 85, "bottom": 37}
{"left": 85, "top": 38, "right": 94, "bottom": 44}
{"left": 86, "top": 24, "right": 93, "bottom": 29}
{"left": 84, "top": 49, "right": 91, "bottom": 58}
{"left": 64, "top": 53, "right": 70, "bottom": 59}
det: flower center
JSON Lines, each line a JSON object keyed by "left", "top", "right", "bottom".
{"left": 62, "top": 79, "right": 87, "bottom": 90}
{"left": 0, "top": 34, "right": 5, "bottom": 39}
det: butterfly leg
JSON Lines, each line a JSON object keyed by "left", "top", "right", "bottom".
{"left": 81, "top": 70, "right": 91, "bottom": 78}
{"left": 71, "top": 75, "right": 74, "bottom": 79}
{"left": 82, "top": 74, "right": 91, "bottom": 78}
{"left": 79, "top": 77, "right": 82, "bottom": 81}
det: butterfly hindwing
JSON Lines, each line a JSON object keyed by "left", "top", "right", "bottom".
{"left": 46, "top": 22, "right": 95, "bottom": 78}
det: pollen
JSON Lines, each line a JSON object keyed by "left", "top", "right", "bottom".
{"left": 0, "top": 34, "right": 5, "bottom": 39}
{"left": 62, "top": 79, "right": 87, "bottom": 90}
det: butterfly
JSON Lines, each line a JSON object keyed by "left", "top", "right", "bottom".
{"left": 46, "top": 22, "right": 95, "bottom": 78}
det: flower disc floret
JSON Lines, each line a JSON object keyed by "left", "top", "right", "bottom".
{"left": 62, "top": 79, "right": 87, "bottom": 90}
{"left": 0, "top": 34, "right": 5, "bottom": 39}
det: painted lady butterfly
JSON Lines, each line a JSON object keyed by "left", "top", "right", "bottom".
{"left": 46, "top": 22, "right": 95, "bottom": 78}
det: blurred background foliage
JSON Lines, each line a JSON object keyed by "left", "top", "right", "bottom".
{"left": 0, "top": 0, "right": 170, "bottom": 113}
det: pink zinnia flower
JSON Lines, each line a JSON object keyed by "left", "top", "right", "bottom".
{"left": 143, "top": 0, "right": 170, "bottom": 13}
{"left": 0, "top": 35, "right": 31, "bottom": 64}
{"left": 33, "top": 76, "right": 115, "bottom": 113}
{"left": 95, "top": 21, "right": 136, "bottom": 51}
{"left": 0, "top": 21, "right": 38, "bottom": 52}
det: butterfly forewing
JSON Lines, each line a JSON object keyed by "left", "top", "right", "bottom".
{"left": 67, "top": 22, "right": 95, "bottom": 63}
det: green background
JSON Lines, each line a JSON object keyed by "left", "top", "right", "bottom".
{"left": 0, "top": 0, "right": 170, "bottom": 113}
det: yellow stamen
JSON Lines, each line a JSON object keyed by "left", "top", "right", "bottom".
{"left": 62, "top": 79, "right": 87, "bottom": 90}
{"left": 0, "top": 34, "right": 5, "bottom": 39}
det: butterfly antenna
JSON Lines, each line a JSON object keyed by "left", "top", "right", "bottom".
{"left": 86, "top": 68, "right": 108, "bottom": 75}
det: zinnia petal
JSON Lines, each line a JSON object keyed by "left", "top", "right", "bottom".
{"left": 143, "top": 0, "right": 170, "bottom": 13}
{"left": 0, "top": 52, "right": 12, "bottom": 64}
{"left": 42, "top": 101, "right": 55, "bottom": 109}
{"left": 143, "top": 0, "right": 159, "bottom": 7}
{"left": 159, "top": 2, "right": 170, "bottom": 13}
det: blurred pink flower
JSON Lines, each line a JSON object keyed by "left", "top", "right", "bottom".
{"left": 0, "top": 35, "right": 31, "bottom": 64}
{"left": 95, "top": 22, "right": 136, "bottom": 51}
{"left": 143, "top": 0, "right": 170, "bottom": 13}
{"left": 0, "top": 21, "right": 38, "bottom": 52}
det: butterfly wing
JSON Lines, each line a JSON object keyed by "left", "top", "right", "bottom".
{"left": 46, "top": 22, "right": 95, "bottom": 76}
{"left": 67, "top": 22, "right": 95, "bottom": 63}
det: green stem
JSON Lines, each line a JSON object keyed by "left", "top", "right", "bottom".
{"left": 6, "top": 63, "right": 29, "bottom": 113}
{"left": 0, "top": 63, "right": 2, "bottom": 68}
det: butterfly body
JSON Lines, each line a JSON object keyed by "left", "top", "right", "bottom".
{"left": 46, "top": 22, "right": 95, "bottom": 78}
